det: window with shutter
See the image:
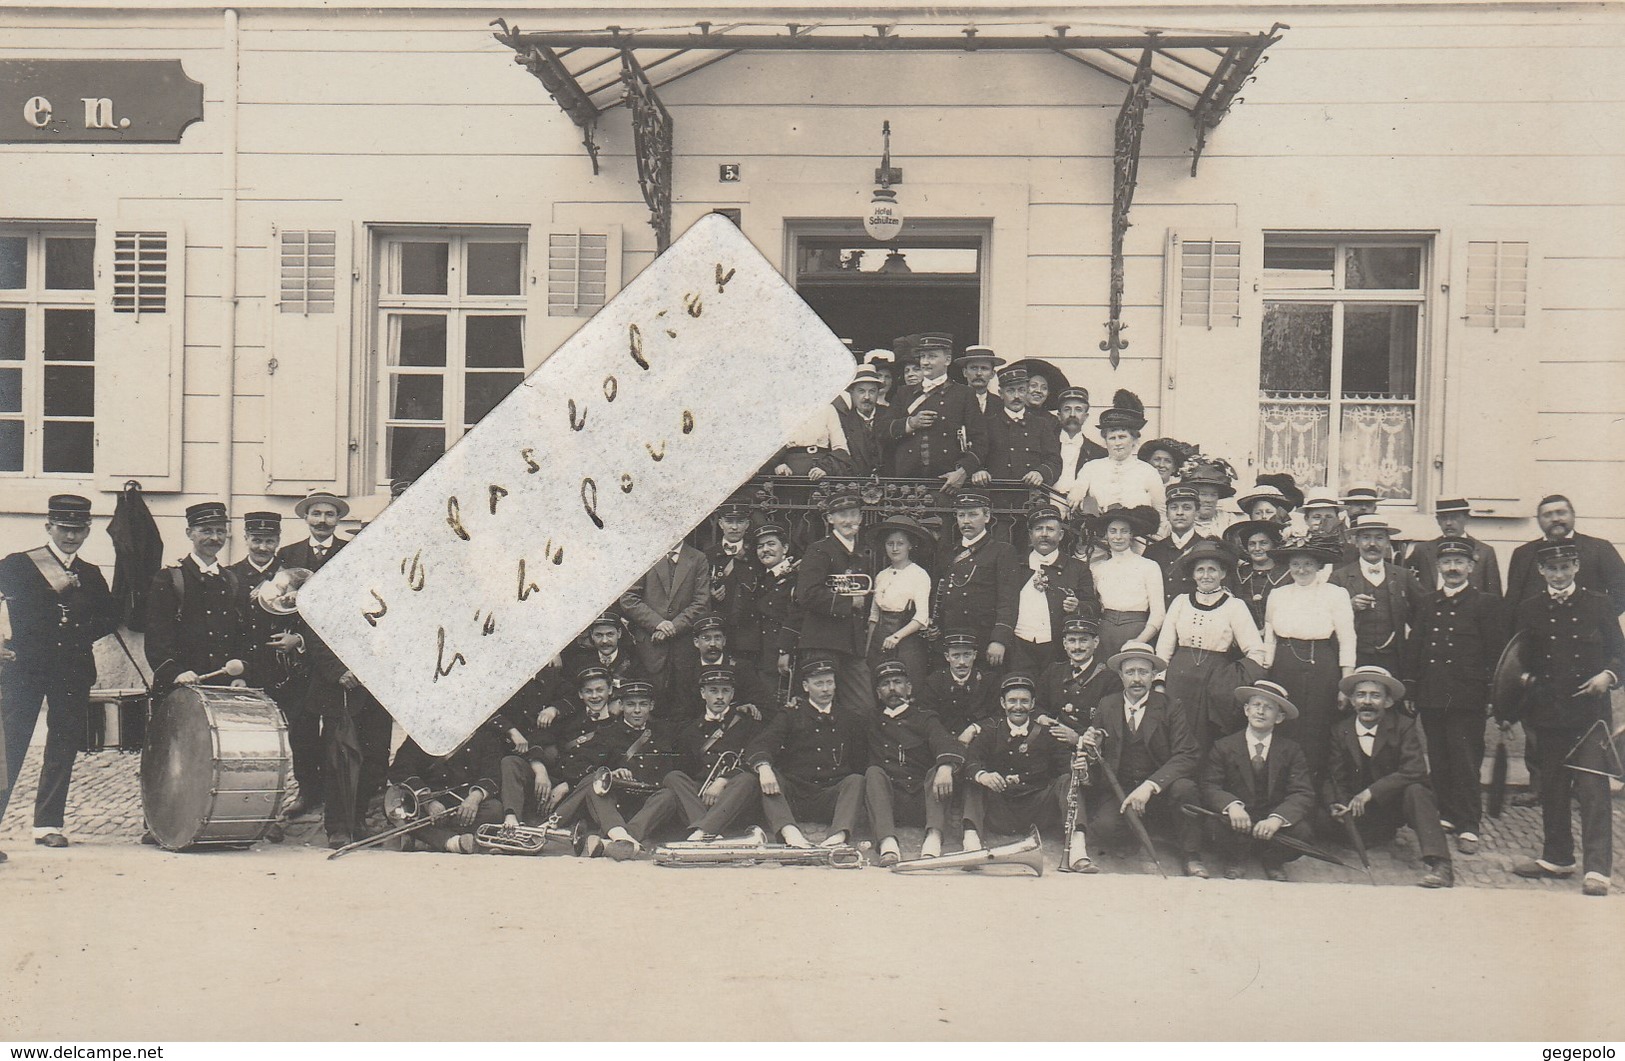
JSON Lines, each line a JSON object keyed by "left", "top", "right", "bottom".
{"left": 547, "top": 232, "right": 609, "bottom": 317}
{"left": 112, "top": 231, "right": 168, "bottom": 317}
{"left": 1464, "top": 240, "right": 1528, "bottom": 330}
{"left": 279, "top": 229, "right": 337, "bottom": 315}
{"left": 1179, "top": 239, "right": 1241, "bottom": 328}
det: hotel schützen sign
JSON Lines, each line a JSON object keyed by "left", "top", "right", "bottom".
{"left": 1, "top": 60, "right": 204, "bottom": 143}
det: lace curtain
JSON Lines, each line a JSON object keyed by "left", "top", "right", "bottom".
{"left": 1258, "top": 403, "right": 1329, "bottom": 487}
{"left": 1258, "top": 401, "right": 1415, "bottom": 497}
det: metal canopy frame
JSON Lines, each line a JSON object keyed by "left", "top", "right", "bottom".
{"left": 492, "top": 18, "right": 1286, "bottom": 358}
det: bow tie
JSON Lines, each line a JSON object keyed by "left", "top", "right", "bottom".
{"left": 704, "top": 713, "right": 729, "bottom": 724}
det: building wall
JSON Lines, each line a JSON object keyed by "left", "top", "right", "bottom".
{"left": 0, "top": 2, "right": 1621, "bottom": 579}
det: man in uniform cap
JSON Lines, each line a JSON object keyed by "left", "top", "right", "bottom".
{"left": 656, "top": 664, "right": 766, "bottom": 842}
{"left": 1327, "top": 514, "right": 1428, "bottom": 674}
{"left": 748, "top": 523, "right": 800, "bottom": 706}
{"left": 1504, "top": 540, "right": 1625, "bottom": 895}
{"left": 1404, "top": 498, "right": 1502, "bottom": 597}
{"left": 832, "top": 365, "right": 890, "bottom": 477}
{"left": 884, "top": 333, "right": 986, "bottom": 491}
{"left": 1053, "top": 386, "right": 1107, "bottom": 504}
{"left": 1402, "top": 537, "right": 1507, "bottom": 853}
{"left": 1037, "top": 615, "right": 1123, "bottom": 746}
{"left": 560, "top": 610, "right": 643, "bottom": 692}
{"left": 1143, "top": 484, "right": 1227, "bottom": 604}
{"left": 746, "top": 657, "right": 870, "bottom": 849}
{"left": 0, "top": 495, "right": 118, "bottom": 849}
{"left": 794, "top": 490, "right": 878, "bottom": 714}
{"left": 961, "top": 672, "right": 1076, "bottom": 864}
{"left": 977, "top": 365, "right": 1062, "bottom": 488}
{"left": 919, "top": 632, "right": 1001, "bottom": 740}
{"left": 862, "top": 658, "right": 964, "bottom": 863}
{"left": 1007, "top": 505, "right": 1096, "bottom": 675}
{"left": 705, "top": 498, "right": 758, "bottom": 658}
{"left": 934, "top": 493, "right": 1022, "bottom": 670}
{"left": 280, "top": 490, "right": 349, "bottom": 573}
{"left": 666, "top": 614, "right": 767, "bottom": 724}
{"left": 143, "top": 502, "right": 245, "bottom": 696}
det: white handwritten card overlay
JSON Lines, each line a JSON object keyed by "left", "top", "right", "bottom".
{"left": 299, "top": 214, "right": 856, "bottom": 754}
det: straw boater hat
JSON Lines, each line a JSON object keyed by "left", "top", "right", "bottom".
{"left": 1107, "top": 640, "right": 1167, "bottom": 673}
{"left": 294, "top": 489, "right": 350, "bottom": 520}
{"left": 1347, "top": 513, "right": 1398, "bottom": 536}
{"left": 1338, "top": 482, "right": 1382, "bottom": 506}
{"left": 1338, "top": 665, "right": 1406, "bottom": 703}
{"left": 1234, "top": 679, "right": 1299, "bottom": 720}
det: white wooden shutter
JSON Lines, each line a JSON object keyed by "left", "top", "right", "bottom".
{"left": 95, "top": 220, "right": 185, "bottom": 491}
{"left": 265, "top": 222, "right": 353, "bottom": 495}
{"left": 1440, "top": 234, "right": 1536, "bottom": 516}
{"left": 1161, "top": 229, "right": 1260, "bottom": 468}
{"left": 530, "top": 226, "right": 621, "bottom": 370}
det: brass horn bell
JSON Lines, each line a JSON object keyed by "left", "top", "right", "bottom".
{"left": 891, "top": 827, "right": 1045, "bottom": 877}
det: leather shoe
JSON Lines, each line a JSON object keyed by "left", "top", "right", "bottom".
{"left": 1068, "top": 856, "right": 1099, "bottom": 874}
{"left": 0, "top": 848, "right": 8, "bottom": 864}
{"left": 35, "top": 832, "right": 68, "bottom": 848}
{"left": 1455, "top": 832, "right": 1479, "bottom": 855}
{"left": 1419, "top": 859, "right": 1454, "bottom": 888}
{"left": 1509, "top": 791, "right": 1541, "bottom": 808}
{"left": 1512, "top": 858, "right": 1575, "bottom": 879}
{"left": 1582, "top": 874, "right": 1610, "bottom": 897}
{"left": 140, "top": 830, "right": 160, "bottom": 846}
{"left": 1222, "top": 860, "right": 1244, "bottom": 880}
{"left": 581, "top": 834, "right": 606, "bottom": 859}
{"left": 1264, "top": 864, "right": 1289, "bottom": 882}
{"left": 1183, "top": 859, "right": 1210, "bottom": 879}
{"left": 282, "top": 796, "right": 324, "bottom": 821}
{"left": 606, "top": 838, "right": 639, "bottom": 862}
{"left": 327, "top": 833, "right": 354, "bottom": 851}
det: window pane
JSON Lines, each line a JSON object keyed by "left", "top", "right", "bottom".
{"left": 44, "top": 365, "right": 94, "bottom": 417}
{"left": 1342, "top": 304, "right": 1418, "bottom": 399}
{"left": 387, "top": 425, "right": 444, "bottom": 481}
{"left": 1262, "top": 245, "right": 1334, "bottom": 289}
{"left": 0, "top": 308, "right": 23, "bottom": 360}
{"left": 1258, "top": 402, "right": 1330, "bottom": 489}
{"left": 390, "top": 374, "right": 443, "bottom": 421}
{"left": 1345, "top": 247, "right": 1421, "bottom": 290}
{"left": 0, "top": 420, "right": 21, "bottom": 471}
{"left": 1260, "top": 303, "right": 1333, "bottom": 396}
{"left": 44, "top": 308, "right": 94, "bottom": 362}
{"left": 465, "top": 315, "right": 524, "bottom": 368}
{"left": 0, "top": 367, "right": 20, "bottom": 413}
{"left": 0, "top": 236, "right": 25, "bottom": 288}
{"left": 44, "top": 237, "right": 95, "bottom": 290}
{"left": 398, "top": 242, "right": 449, "bottom": 295}
{"left": 466, "top": 243, "right": 523, "bottom": 296}
{"left": 394, "top": 314, "right": 447, "bottom": 367}
{"left": 42, "top": 420, "right": 93, "bottom": 473}
{"left": 1340, "top": 404, "right": 1415, "bottom": 498}
{"left": 798, "top": 243, "right": 979, "bottom": 277}
{"left": 464, "top": 371, "right": 523, "bottom": 425}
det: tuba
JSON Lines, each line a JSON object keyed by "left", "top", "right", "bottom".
{"left": 475, "top": 816, "right": 587, "bottom": 855}
{"left": 890, "top": 828, "right": 1046, "bottom": 877}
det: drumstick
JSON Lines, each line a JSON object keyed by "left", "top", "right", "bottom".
{"left": 195, "top": 659, "right": 246, "bottom": 684}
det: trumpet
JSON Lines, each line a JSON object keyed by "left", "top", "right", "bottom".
{"left": 654, "top": 827, "right": 867, "bottom": 869}
{"left": 891, "top": 827, "right": 1046, "bottom": 876}
{"left": 700, "top": 749, "right": 742, "bottom": 791}
{"left": 825, "top": 572, "right": 873, "bottom": 597}
{"left": 475, "top": 815, "right": 587, "bottom": 855}
{"left": 592, "top": 767, "right": 663, "bottom": 797}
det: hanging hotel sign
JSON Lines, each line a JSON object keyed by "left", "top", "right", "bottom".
{"left": 0, "top": 59, "right": 204, "bottom": 143}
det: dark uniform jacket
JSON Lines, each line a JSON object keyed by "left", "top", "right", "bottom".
{"left": 984, "top": 406, "right": 1063, "bottom": 484}
{"left": 552, "top": 710, "right": 637, "bottom": 786}
{"left": 919, "top": 667, "right": 1001, "bottom": 735}
{"left": 230, "top": 557, "right": 305, "bottom": 695}
{"left": 750, "top": 559, "right": 800, "bottom": 663}
{"left": 795, "top": 534, "right": 876, "bottom": 657}
{"left": 1405, "top": 536, "right": 1502, "bottom": 597}
{"left": 1323, "top": 711, "right": 1431, "bottom": 807}
{"left": 1015, "top": 553, "right": 1098, "bottom": 644}
{"left": 676, "top": 709, "right": 762, "bottom": 781}
{"left": 746, "top": 700, "right": 869, "bottom": 785}
{"left": 277, "top": 535, "right": 347, "bottom": 574}
{"left": 559, "top": 645, "right": 644, "bottom": 694}
{"left": 865, "top": 700, "right": 965, "bottom": 792}
{"left": 1402, "top": 586, "right": 1506, "bottom": 713}
{"left": 885, "top": 377, "right": 987, "bottom": 478}
{"left": 1199, "top": 730, "right": 1315, "bottom": 824}
{"left": 1087, "top": 690, "right": 1200, "bottom": 792}
{"left": 1327, "top": 561, "right": 1429, "bottom": 657}
{"left": 143, "top": 556, "right": 246, "bottom": 690}
{"left": 934, "top": 533, "right": 1022, "bottom": 648}
{"left": 602, "top": 719, "right": 680, "bottom": 791}
{"left": 666, "top": 651, "right": 769, "bottom": 724}
{"left": 1038, "top": 658, "right": 1123, "bottom": 734}
{"left": 1511, "top": 587, "right": 1625, "bottom": 729}
{"left": 1143, "top": 531, "right": 1227, "bottom": 604}
{"left": 832, "top": 395, "right": 888, "bottom": 477}
{"left": 0, "top": 547, "right": 117, "bottom": 680}
{"left": 1506, "top": 533, "right": 1625, "bottom": 614}
{"left": 706, "top": 539, "right": 760, "bottom": 653}
{"left": 390, "top": 729, "right": 504, "bottom": 802}
{"left": 963, "top": 718, "right": 1071, "bottom": 794}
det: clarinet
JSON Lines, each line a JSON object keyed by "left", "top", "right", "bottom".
{"left": 1059, "top": 736, "right": 1093, "bottom": 871}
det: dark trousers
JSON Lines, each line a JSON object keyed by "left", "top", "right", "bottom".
{"left": 1205, "top": 811, "right": 1316, "bottom": 870}
{"left": 1535, "top": 723, "right": 1613, "bottom": 876}
{"left": 863, "top": 764, "right": 947, "bottom": 840}
{"left": 498, "top": 754, "right": 552, "bottom": 822}
{"left": 659, "top": 769, "right": 762, "bottom": 836}
{"left": 274, "top": 685, "right": 324, "bottom": 805}
{"left": 962, "top": 775, "right": 1069, "bottom": 836}
{"left": 415, "top": 798, "right": 504, "bottom": 851}
{"left": 1420, "top": 711, "right": 1485, "bottom": 832}
{"left": 831, "top": 650, "right": 877, "bottom": 715}
{"left": 1343, "top": 781, "right": 1451, "bottom": 862}
{"left": 1004, "top": 637, "right": 1057, "bottom": 679}
{"left": 1086, "top": 775, "right": 1203, "bottom": 856}
{"left": 760, "top": 771, "right": 865, "bottom": 836}
{"left": 0, "top": 664, "right": 89, "bottom": 830}
{"left": 320, "top": 685, "right": 391, "bottom": 839}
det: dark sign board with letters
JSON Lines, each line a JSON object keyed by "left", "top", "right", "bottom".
{"left": 0, "top": 59, "right": 204, "bottom": 143}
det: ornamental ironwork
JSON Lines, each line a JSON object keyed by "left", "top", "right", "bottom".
{"left": 1101, "top": 47, "right": 1155, "bottom": 367}
{"left": 621, "top": 50, "right": 673, "bottom": 253}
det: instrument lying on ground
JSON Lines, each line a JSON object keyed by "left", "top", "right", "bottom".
{"left": 891, "top": 828, "right": 1045, "bottom": 877}
{"left": 1180, "top": 804, "right": 1352, "bottom": 869}
{"left": 140, "top": 685, "right": 290, "bottom": 851}
{"left": 328, "top": 783, "right": 472, "bottom": 861}
{"left": 653, "top": 827, "right": 867, "bottom": 868}
{"left": 475, "top": 816, "right": 586, "bottom": 855}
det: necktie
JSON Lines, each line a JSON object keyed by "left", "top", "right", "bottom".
{"left": 1251, "top": 743, "right": 1267, "bottom": 792}
{"left": 1128, "top": 706, "right": 1141, "bottom": 733}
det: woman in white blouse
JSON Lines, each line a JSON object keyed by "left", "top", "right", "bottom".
{"left": 1066, "top": 390, "right": 1167, "bottom": 525}
{"left": 1262, "top": 539, "right": 1357, "bottom": 782}
{"left": 1087, "top": 504, "right": 1165, "bottom": 661}
{"left": 866, "top": 514, "right": 934, "bottom": 686}
{"left": 1155, "top": 541, "right": 1267, "bottom": 750}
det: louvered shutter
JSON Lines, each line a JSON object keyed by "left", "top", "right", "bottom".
{"left": 531, "top": 226, "right": 622, "bottom": 367}
{"left": 266, "top": 223, "right": 353, "bottom": 494}
{"left": 95, "top": 220, "right": 185, "bottom": 490}
{"left": 1161, "top": 230, "right": 1260, "bottom": 469}
{"left": 1440, "top": 234, "right": 1536, "bottom": 516}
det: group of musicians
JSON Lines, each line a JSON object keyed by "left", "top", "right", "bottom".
{"left": 0, "top": 335, "right": 1619, "bottom": 894}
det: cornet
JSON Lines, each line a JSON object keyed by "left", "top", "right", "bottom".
{"left": 825, "top": 572, "right": 874, "bottom": 597}
{"left": 700, "top": 750, "right": 742, "bottom": 791}
{"left": 890, "top": 827, "right": 1046, "bottom": 877}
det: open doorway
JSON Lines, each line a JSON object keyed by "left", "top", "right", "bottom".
{"left": 790, "top": 225, "right": 984, "bottom": 356}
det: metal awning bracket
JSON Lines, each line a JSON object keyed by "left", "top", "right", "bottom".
{"left": 621, "top": 50, "right": 674, "bottom": 253}
{"left": 1101, "top": 45, "right": 1156, "bottom": 365}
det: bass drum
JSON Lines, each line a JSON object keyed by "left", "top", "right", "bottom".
{"left": 140, "top": 685, "right": 291, "bottom": 851}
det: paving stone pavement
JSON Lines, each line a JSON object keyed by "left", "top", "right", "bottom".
{"left": 2, "top": 744, "right": 1621, "bottom": 894}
